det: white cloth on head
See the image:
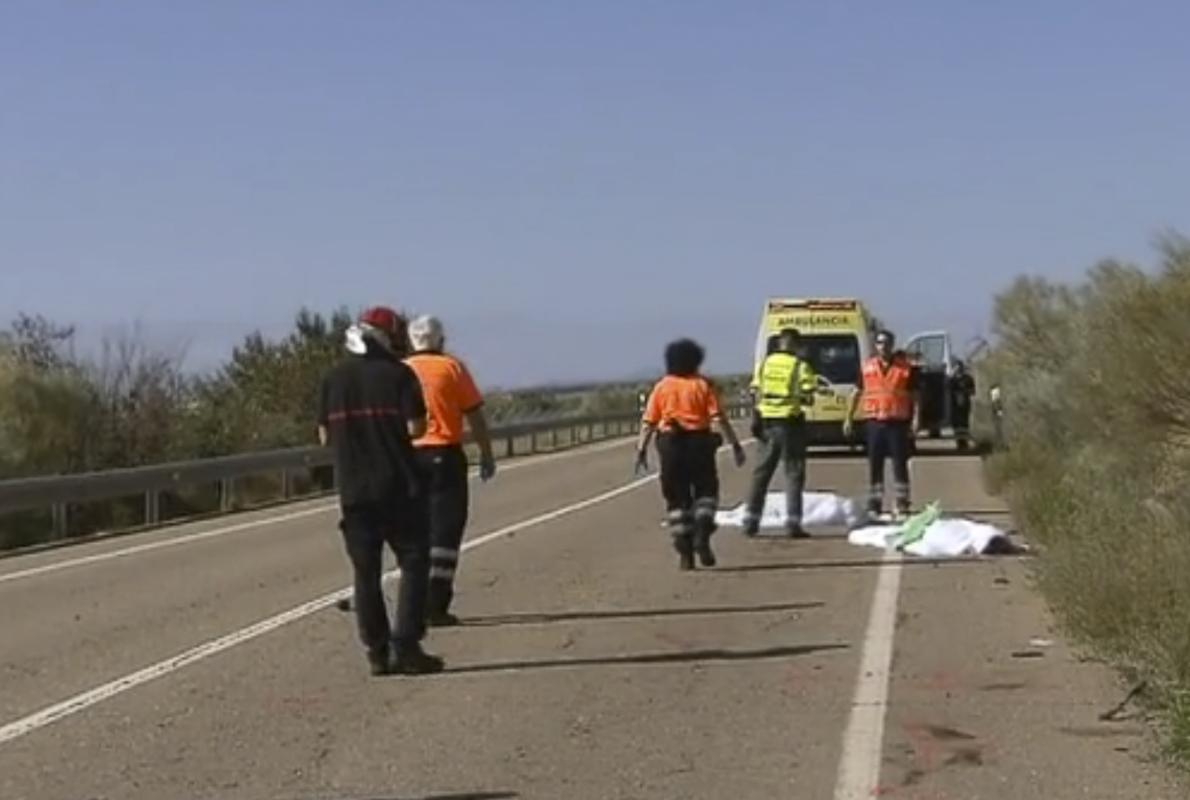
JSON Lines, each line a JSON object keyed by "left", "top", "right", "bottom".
{"left": 344, "top": 324, "right": 368, "bottom": 355}
{"left": 408, "top": 314, "right": 445, "bottom": 352}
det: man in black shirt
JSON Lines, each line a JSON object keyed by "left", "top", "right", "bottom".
{"left": 317, "top": 306, "right": 444, "bottom": 676}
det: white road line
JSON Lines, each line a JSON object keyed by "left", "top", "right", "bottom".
{"left": 0, "top": 436, "right": 637, "bottom": 587}
{"left": 832, "top": 549, "right": 903, "bottom": 799}
{"left": 832, "top": 451, "right": 914, "bottom": 798}
{"left": 0, "top": 472, "right": 657, "bottom": 746}
{"left": 0, "top": 505, "right": 337, "bottom": 587}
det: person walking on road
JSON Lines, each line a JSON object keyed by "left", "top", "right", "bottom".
{"left": 404, "top": 315, "right": 496, "bottom": 627}
{"left": 636, "top": 338, "right": 746, "bottom": 570}
{"left": 317, "top": 306, "right": 444, "bottom": 676}
{"left": 843, "top": 329, "right": 921, "bottom": 520}
{"left": 742, "top": 328, "right": 818, "bottom": 538}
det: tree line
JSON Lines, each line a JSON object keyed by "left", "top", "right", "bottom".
{"left": 0, "top": 308, "right": 747, "bottom": 549}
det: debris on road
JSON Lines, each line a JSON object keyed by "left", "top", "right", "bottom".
{"left": 1099, "top": 682, "right": 1148, "bottom": 722}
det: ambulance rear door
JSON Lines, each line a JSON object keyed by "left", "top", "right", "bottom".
{"left": 903, "top": 330, "right": 953, "bottom": 437}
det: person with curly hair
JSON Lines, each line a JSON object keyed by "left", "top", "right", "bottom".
{"left": 635, "top": 338, "right": 746, "bottom": 570}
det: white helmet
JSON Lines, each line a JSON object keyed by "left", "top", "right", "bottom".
{"left": 408, "top": 314, "right": 445, "bottom": 352}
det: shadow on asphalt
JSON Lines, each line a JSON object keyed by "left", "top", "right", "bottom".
{"left": 437, "top": 642, "right": 849, "bottom": 676}
{"left": 338, "top": 794, "right": 518, "bottom": 800}
{"left": 458, "top": 600, "right": 824, "bottom": 628}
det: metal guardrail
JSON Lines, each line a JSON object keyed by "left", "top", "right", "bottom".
{"left": 0, "top": 405, "right": 747, "bottom": 539}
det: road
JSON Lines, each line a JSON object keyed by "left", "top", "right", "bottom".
{"left": 0, "top": 438, "right": 1182, "bottom": 799}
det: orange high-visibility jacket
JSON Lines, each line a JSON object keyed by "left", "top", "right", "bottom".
{"left": 860, "top": 356, "right": 915, "bottom": 421}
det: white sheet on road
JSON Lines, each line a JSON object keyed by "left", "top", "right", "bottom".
{"left": 846, "top": 518, "right": 1010, "bottom": 558}
{"left": 715, "top": 492, "right": 1013, "bottom": 557}
{"left": 714, "top": 491, "right": 867, "bottom": 531}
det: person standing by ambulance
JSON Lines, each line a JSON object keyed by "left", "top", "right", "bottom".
{"left": 742, "top": 328, "right": 819, "bottom": 538}
{"left": 635, "top": 338, "right": 746, "bottom": 570}
{"left": 948, "top": 359, "right": 976, "bottom": 451}
{"left": 405, "top": 315, "right": 497, "bottom": 627}
{"left": 843, "top": 329, "right": 921, "bottom": 519}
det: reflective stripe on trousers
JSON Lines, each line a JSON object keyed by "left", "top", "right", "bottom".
{"left": 429, "top": 546, "right": 458, "bottom": 581}
{"left": 666, "top": 509, "right": 693, "bottom": 538}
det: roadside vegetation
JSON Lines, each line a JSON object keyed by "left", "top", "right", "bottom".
{"left": 974, "top": 234, "right": 1190, "bottom": 764}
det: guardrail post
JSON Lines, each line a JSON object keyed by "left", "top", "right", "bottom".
{"left": 144, "top": 490, "right": 160, "bottom": 526}
{"left": 51, "top": 503, "right": 68, "bottom": 539}
{"left": 530, "top": 432, "right": 538, "bottom": 454}
{"left": 220, "top": 478, "right": 235, "bottom": 512}
{"left": 505, "top": 436, "right": 515, "bottom": 458}
{"left": 281, "top": 469, "right": 292, "bottom": 500}
{"left": 587, "top": 423, "right": 595, "bottom": 441}
{"left": 550, "top": 429, "right": 558, "bottom": 449}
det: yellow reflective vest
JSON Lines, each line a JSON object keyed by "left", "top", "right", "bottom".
{"left": 753, "top": 352, "right": 817, "bottom": 419}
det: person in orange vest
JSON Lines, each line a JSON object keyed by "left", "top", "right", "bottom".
{"left": 843, "top": 329, "right": 921, "bottom": 519}
{"left": 635, "top": 338, "right": 746, "bottom": 570}
{"left": 405, "top": 315, "right": 496, "bottom": 627}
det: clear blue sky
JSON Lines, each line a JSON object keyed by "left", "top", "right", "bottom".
{"left": 2, "top": 1, "right": 1188, "bottom": 386}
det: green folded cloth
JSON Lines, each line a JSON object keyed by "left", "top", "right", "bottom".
{"left": 892, "top": 502, "right": 941, "bottom": 550}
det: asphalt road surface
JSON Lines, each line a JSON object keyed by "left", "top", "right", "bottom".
{"left": 0, "top": 438, "right": 1182, "bottom": 799}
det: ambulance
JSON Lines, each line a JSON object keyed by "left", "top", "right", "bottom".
{"left": 752, "top": 298, "right": 954, "bottom": 446}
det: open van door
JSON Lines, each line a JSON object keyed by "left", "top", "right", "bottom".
{"left": 903, "top": 330, "right": 953, "bottom": 438}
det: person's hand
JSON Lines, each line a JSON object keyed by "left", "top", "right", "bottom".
{"left": 842, "top": 418, "right": 854, "bottom": 439}
{"left": 479, "top": 453, "right": 497, "bottom": 482}
{"left": 732, "top": 442, "right": 746, "bottom": 468}
{"left": 633, "top": 448, "right": 649, "bottom": 476}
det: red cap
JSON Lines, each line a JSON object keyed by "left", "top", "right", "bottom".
{"left": 358, "top": 306, "right": 405, "bottom": 338}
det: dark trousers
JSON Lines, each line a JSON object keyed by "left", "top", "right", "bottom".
{"left": 952, "top": 400, "right": 972, "bottom": 437}
{"left": 340, "top": 499, "right": 430, "bottom": 654}
{"left": 745, "top": 418, "right": 807, "bottom": 529}
{"left": 866, "top": 420, "right": 911, "bottom": 513}
{"left": 656, "top": 431, "right": 720, "bottom": 541}
{"left": 415, "top": 446, "right": 470, "bottom": 615}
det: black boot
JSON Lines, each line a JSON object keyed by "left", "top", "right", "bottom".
{"left": 695, "top": 528, "right": 717, "bottom": 567}
{"left": 673, "top": 534, "right": 695, "bottom": 571}
{"left": 426, "top": 581, "right": 461, "bottom": 627}
{"left": 741, "top": 512, "right": 760, "bottom": 537}
{"left": 785, "top": 522, "right": 810, "bottom": 539}
{"left": 390, "top": 643, "right": 445, "bottom": 675}
{"left": 427, "top": 610, "right": 461, "bottom": 628}
{"left": 366, "top": 645, "right": 391, "bottom": 676}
